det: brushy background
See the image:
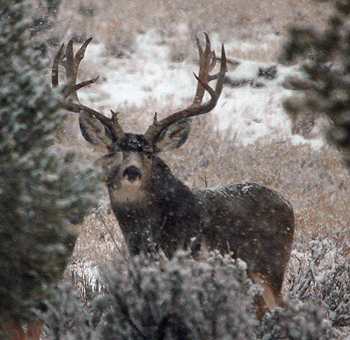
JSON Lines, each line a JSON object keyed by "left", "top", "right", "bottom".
{"left": 34, "top": 0, "right": 349, "bottom": 267}
{"left": 27, "top": 0, "right": 350, "bottom": 337}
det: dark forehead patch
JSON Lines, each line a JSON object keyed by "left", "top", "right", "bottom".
{"left": 116, "top": 133, "right": 153, "bottom": 153}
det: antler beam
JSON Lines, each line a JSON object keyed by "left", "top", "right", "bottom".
{"left": 144, "top": 33, "right": 226, "bottom": 143}
{"left": 52, "top": 38, "right": 125, "bottom": 143}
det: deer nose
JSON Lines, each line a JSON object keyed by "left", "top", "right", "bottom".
{"left": 123, "top": 166, "right": 142, "bottom": 181}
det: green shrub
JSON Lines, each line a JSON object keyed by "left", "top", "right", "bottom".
{"left": 281, "top": 0, "right": 350, "bottom": 169}
{"left": 0, "top": 0, "right": 98, "bottom": 328}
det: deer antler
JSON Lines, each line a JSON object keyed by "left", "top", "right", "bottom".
{"left": 52, "top": 38, "right": 125, "bottom": 142}
{"left": 192, "top": 33, "right": 217, "bottom": 107}
{"left": 144, "top": 33, "right": 226, "bottom": 143}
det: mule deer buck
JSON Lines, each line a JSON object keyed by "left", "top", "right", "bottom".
{"left": 52, "top": 35, "right": 294, "bottom": 314}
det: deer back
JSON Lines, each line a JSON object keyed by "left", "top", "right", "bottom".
{"left": 196, "top": 182, "right": 294, "bottom": 293}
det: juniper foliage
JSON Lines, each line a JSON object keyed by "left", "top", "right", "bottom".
{"left": 0, "top": 0, "right": 98, "bottom": 328}
{"left": 281, "top": 0, "right": 350, "bottom": 168}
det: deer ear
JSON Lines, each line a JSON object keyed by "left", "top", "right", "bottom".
{"left": 154, "top": 119, "right": 191, "bottom": 152}
{"left": 79, "top": 111, "right": 113, "bottom": 150}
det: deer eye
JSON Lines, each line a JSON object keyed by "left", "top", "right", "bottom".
{"left": 98, "top": 152, "right": 122, "bottom": 169}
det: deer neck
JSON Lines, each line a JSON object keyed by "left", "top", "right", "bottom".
{"left": 109, "top": 156, "right": 202, "bottom": 257}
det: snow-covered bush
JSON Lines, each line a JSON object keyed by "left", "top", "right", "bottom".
{"left": 260, "top": 297, "right": 336, "bottom": 340}
{"left": 42, "top": 244, "right": 349, "bottom": 339}
{"left": 258, "top": 235, "right": 348, "bottom": 340}
{"left": 41, "top": 251, "right": 258, "bottom": 339}
{"left": 288, "top": 236, "right": 350, "bottom": 328}
{"left": 281, "top": 0, "right": 350, "bottom": 169}
{"left": 94, "top": 251, "right": 258, "bottom": 340}
{"left": 0, "top": 0, "right": 99, "bottom": 330}
{"left": 40, "top": 283, "right": 94, "bottom": 340}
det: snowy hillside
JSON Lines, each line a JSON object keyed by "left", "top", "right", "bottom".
{"left": 75, "top": 30, "right": 324, "bottom": 147}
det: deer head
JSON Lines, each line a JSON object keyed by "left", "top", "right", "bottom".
{"left": 52, "top": 34, "right": 226, "bottom": 217}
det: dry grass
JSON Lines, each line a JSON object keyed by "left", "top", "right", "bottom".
{"left": 33, "top": 0, "right": 333, "bottom": 61}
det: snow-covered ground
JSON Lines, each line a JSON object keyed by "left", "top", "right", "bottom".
{"left": 75, "top": 29, "right": 324, "bottom": 147}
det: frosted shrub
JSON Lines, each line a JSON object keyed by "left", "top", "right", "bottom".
{"left": 288, "top": 236, "right": 350, "bottom": 328}
{"left": 258, "top": 236, "right": 349, "bottom": 340}
{"left": 281, "top": 0, "right": 350, "bottom": 169}
{"left": 93, "top": 251, "right": 258, "bottom": 340}
{"left": 0, "top": 0, "right": 98, "bottom": 330}
{"left": 40, "top": 283, "right": 94, "bottom": 340}
{"left": 41, "top": 243, "right": 350, "bottom": 339}
{"left": 260, "top": 297, "right": 336, "bottom": 340}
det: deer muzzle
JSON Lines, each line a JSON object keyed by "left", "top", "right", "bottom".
{"left": 123, "top": 165, "right": 142, "bottom": 181}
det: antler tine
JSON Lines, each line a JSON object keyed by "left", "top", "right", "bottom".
{"left": 52, "top": 38, "right": 125, "bottom": 142}
{"left": 144, "top": 35, "right": 226, "bottom": 143}
{"left": 52, "top": 43, "right": 64, "bottom": 88}
{"left": 110, "top": 110, "right": 126, "bottom": 139}
{"left": 61, "top": 39, "right": 94, "bottom": 99}
{"left": 192, "top": 32, "right": 215, "bottom": 108}
{"left": 75, "top": 37, "right": 93, "bottom": 64}
{"left": 215, "top": 43, "right": 226, "bottom": 97}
